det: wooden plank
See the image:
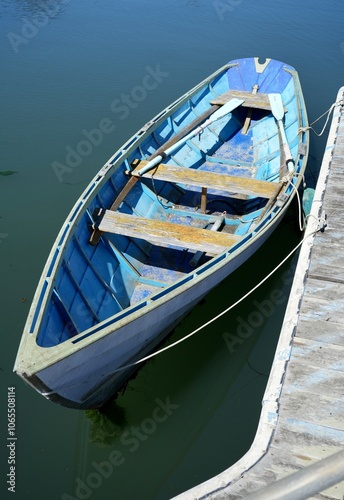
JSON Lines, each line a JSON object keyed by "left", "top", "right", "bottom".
{"left": 296, "top": 319, "right": 344, "bottom": 347}
{"left": 308, "top": 244, "right": 344, "bottom": 284}
{"left": 333, "top": 144, "right": 344, "bottom": 156}
{"left": 303, "top": 276, "right": 344, "bottom": 301}
{"left": 279, "top": 390, "right": 344, "bottom": 432}
{"left": 132, "top": 161, "right": 281, "bottom": 199}
{"left": 272, "top": 419, "right": 344, "bottom": 459}
{"left": 329, "top": 159, "right": 344, "bottom": 171}
{"left": 291, "top": 337, "right": 344, "bottom": 372}
{"left": 283, "top": 362, "right": 344, "bottom": 401}
{"left": 210, "top": 89, "right": 272, "bottom": 110}
{"left": 89, "top": 104, "right": 222, "bottom": 245}
{"left": 96, "top": 210, "right": 241, "bottom": 254}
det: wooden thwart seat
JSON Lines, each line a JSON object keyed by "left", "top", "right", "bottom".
{"left": 210, "top": 90, "right": 271, "bottom": 110}
{"left": 131, "top": 161, "right": 282, "bottom": 199}
{"left": 210, "top": 89, "right": 287, "bottom": 113}
{"left": 94, "top": 210, "right": 241, "bottom": 254}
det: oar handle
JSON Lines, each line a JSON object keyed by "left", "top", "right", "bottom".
{"left": 280, "top": 127, "right": 295, "bottom": 171}
{"left": 136, "top": 155, "right": 163, "bottom": 176}
{"left": 269, "top": 93, "right": 295, "bottom": 172}
{"left": 283, "top": 146, "right": 294, "bottom": 171}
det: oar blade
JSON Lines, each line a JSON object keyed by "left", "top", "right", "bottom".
{"left": 269, "top": 93, "right": 294, "bottom": 171}
{"left": 137, "top": 98, "right": 244, "bottom": 176}
{"left": 211, "top": 97, "right": 244, "bottom": 121}
{"left": 268, "top": 93, "right": 285, "bottom": 121}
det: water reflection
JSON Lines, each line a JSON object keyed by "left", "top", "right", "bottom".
{"left": 85, "top": 401, "right": 127, "bottom": 446}
{"left": 2, "top": 0, "right": 72, "bottom": 54}
{"left": 2, "top": 0, "right": 70, "bottom": 19}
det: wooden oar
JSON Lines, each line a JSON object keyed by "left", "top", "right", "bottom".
{"left": 136, "top": 97, "right": 244, "bottom": 176}
{"left": 90, "top": 103, "right": 227, "bottom": 245}
{"left": 89, "top": 97, "right": 244, "bottom": 245}
{"left": 110, "top": 104, "right": 228, "bottom": 213}
{"left": 268, "top": 93, "right": 294, "bottom": 172}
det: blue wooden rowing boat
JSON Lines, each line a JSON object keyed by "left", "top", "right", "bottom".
{"left": 14, "top": 57, "right": 309, "bottom": 409}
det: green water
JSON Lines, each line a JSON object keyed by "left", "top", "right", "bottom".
{"left": 1, "top": 0, "right": 344, "bottom": 498}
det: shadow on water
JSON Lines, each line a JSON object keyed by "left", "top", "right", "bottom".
{"left": 0, "top": 170, "right": 17, "bottom": 176}
{"left": 85, "top": 401, "right": 127, "bottom": 446}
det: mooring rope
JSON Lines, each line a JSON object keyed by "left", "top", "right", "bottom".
{"left": 42, "top": 130, "right": 333, "bottom": 398}
{"left": 42, "top": 193, "right": 326, "bottom": 398}
{"left": 282, "top": 172, "right": 307, "bottom": 231}
{"left": 299, "top": 98, "right": 344, "bottom": 137}
{"left": 116, "top": 228, "right": 321, "bottom": 371}
{"left": 41, "top": 214, "right": 325, "bottom": 399}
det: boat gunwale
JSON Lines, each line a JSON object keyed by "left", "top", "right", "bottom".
{"left": 14, "top": 59, "right": 309, "bottom": 379}
{"left": 14, "top": 190, "right": 299, "bottom": 376}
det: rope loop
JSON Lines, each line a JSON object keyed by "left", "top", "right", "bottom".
{"left": 299, "top": 99, "right": 342, "bottom": 137}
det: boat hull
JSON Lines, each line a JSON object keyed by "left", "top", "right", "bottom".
{"left": 33, "top": 214, "right": 281, "bottom": 409}
{"left": 14, "top": 57, "right": 309, "bottom": 408}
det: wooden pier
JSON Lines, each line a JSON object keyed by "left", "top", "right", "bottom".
{"left": 175, "top": 87, "right": 344, "bottom": 499}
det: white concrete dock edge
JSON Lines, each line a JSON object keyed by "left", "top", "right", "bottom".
{"left": 173, "top": 86, "right": 344, "bottom": 500}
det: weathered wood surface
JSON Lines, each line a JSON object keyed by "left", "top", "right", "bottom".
{"left": 97, "top": 210, "right": 241, "bottom": 254}
{"left": 132, "top": 161, "right": 281, "bottom": 199}
{"left": 291, "top": 337, "right": 344, "bottom": 371}
{"left": 210, "top": 89, "right": 272, "bottom": 110}
{"left": 297, "top": 319, "right": 344, "bottom": 346}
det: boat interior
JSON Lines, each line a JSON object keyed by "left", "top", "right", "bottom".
{"left": 36, "top": 61, "right": 304, "bottom": 347}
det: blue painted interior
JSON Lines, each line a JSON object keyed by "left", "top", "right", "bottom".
{"left": 36, "top": 58, "right": 307, "bottom": 348}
